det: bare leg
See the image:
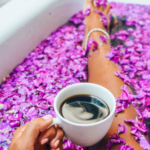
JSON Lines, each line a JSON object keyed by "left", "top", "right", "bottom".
{"left": 83, "top": 0, "right": 143, "bottom": 149}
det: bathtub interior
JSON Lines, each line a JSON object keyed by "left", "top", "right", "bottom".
{"left": 0, "top": 0, "right": 11, "bottom": 7}
{"left": 0, "top": 0, "right": 85, "bottom": 82}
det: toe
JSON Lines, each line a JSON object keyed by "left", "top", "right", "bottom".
{"left": 92, "top": 0, "right": 98, "bottom": 8}
{"left": 100, "top": 5, "right": 104, "bottom": 12}
{"left": 88, "top": 0, "right": 94, "bottom": 4}
{"left": 104, "top": 4, "right": 110, "bottom": 14}
{"left": 84, "top": 0, "right": 92, "bottom": 12}
{"left": 108, "top": 11, "right": 118, "bottom": 25}
{"left": 85, "top": 0, "right": 93, "bottom": 8}
{"left": 92, "top": 0, "right": 108, "bottom": 12}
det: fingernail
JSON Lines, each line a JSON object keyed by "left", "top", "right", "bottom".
{"left": 112, "top": 15, "right": 115, "bottom": 20}
{"left": 42, "top": 115, "right": 52, "bottom": 120}
{"left": 41, "top": 138, "right": 49, "bottom": 145}
{"left": 54, "top": 140, "right": 60, "bottom": 148}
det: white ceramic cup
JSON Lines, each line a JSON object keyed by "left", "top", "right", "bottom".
{"left": 48, "top": 83, "right": 116, "bottom": 147}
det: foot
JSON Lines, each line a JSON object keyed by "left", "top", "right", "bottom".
{"left": 82, "top": 0, "right": 116, "bottom": 49}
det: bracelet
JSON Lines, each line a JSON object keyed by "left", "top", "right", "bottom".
{"left": 85, "top": 28, "right": 110, "bottom": 51}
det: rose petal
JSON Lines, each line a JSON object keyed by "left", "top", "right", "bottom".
{"left": 118, "top": 124, "right": 127, "bottom": 134}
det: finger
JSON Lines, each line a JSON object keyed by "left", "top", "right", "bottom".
{"left": 10, "top": 125, "right": 26, "bottom": 145}
{"left": 51, "top": 139, "right": 63, "bottom": 150}
{"left": 50, "top": 126, "right": 64, "bottom": 149}
{"left": 57, "top": 139, "right": 63, "bottom": 150}
{"left": 19, "top": 115, "right": 53, "bottom": 147}
{"left": 39, "top": 125, "right": 56, "bottom": 145}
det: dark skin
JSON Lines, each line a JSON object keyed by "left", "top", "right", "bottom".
{"left": 83, "top": 0, "right": 143, "bottom": 149}
{"left": 8, "top": 115, "right": 64, "bottom": 150}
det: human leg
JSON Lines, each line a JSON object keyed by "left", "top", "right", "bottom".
{"left": 83, "top": 0, "right": 143, "bottom": 149}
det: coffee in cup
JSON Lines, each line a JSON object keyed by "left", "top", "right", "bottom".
{"left": 60, "top": 94, "right": 110, "bottom": 124}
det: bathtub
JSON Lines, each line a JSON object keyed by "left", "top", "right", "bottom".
{"left": 0, "top": 0, "right": 149, "bottom": 82}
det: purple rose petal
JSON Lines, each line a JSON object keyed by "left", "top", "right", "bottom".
{"left": 1, "top": 2, "right": 150, "bottom": 150}
{"left": 117, "top": 145, "right": 134, "bottom": 150}
{"left": 142, "top": 108, "right": 150, "bottom": 119}
{"left": 139, "top": 135, "right": 150, "bottom": 150}
{"left": 9, "top": 121, "right": 20, "bottom": 128}
{"left": 87, "top": 38, "right": 98, "bottom": 52}
{"left": 95, "top": 0, "right": 107, "bottom": 8}
{"left": 135, "top": 107, "right": 143, "bottom": 119}
{"left": 118, "top": 124, "right": 127, "bottom": 134}
{"left": 125, "top": 40, "right": 134, "bottom": 47}
{"left": 84, "top": 6, "right": 91, "bottom": 16}
{"left": 106, "top": 133, "right": 126, "bottom": 150}
{"left": 99, "top": 35, "right": 107, "bottom": 43}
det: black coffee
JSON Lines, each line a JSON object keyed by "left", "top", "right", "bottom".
{"left": 60, "top": 95, "right": 110, "bottom": 124}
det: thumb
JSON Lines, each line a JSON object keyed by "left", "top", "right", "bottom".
{"left": 19, "top": 115, "right": 53, "bottom": 147}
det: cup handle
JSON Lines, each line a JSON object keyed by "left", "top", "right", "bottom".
{"left": 47, "top": 117, "right": 61, "bottom": 129}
